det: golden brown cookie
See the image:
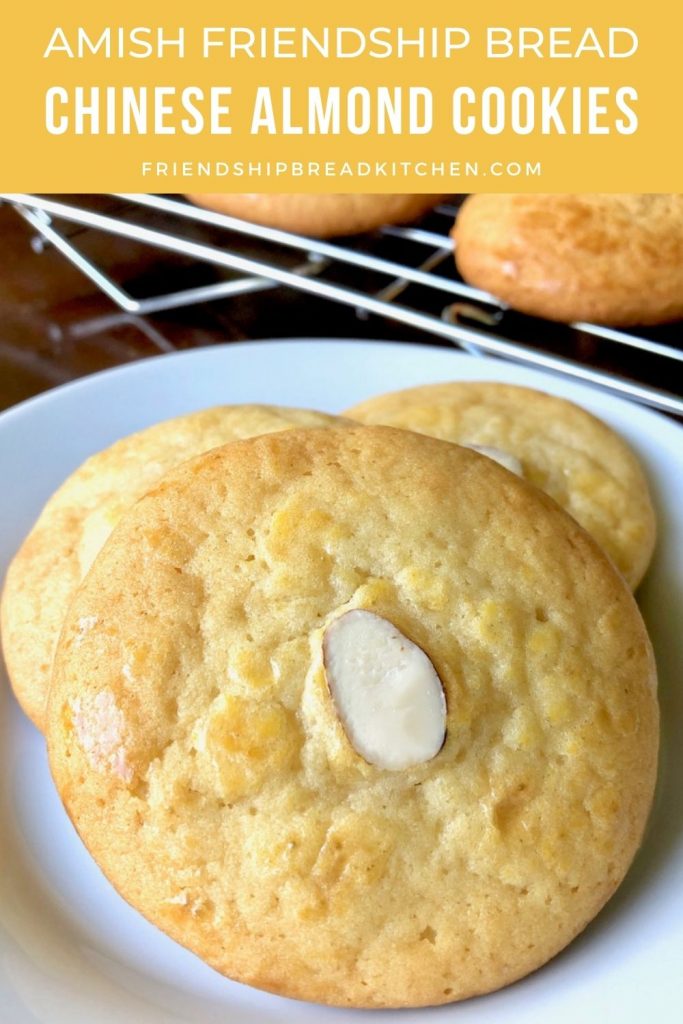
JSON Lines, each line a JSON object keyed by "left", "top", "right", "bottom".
{"left": 346, "top": 382, "right": 656, "bottom": 589}
{"left": 48, "top": 425, "right": 658, "bottom": 1008}
{"left": 452, "top": 194, "right": 683, "bottom": 325}
{"left": 186, "top": 193, "right": 445, "bottom": 237}
{"left": 0, "top": 404, "right": 345, "bottom": 731}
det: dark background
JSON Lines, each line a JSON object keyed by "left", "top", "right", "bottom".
{"left": 1, "top": 195, "right": 680, "bottom": 414}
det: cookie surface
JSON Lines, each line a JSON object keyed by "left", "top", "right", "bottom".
{"left": 346, "top": 382, "right": 656, "bottom": 590}
{"left": 48, "top": 425, "right": 658, "bottom": 1008}
{"left": 452, "top": 193, "right": 683, "bottom": 325}
{"left": 186, "top": 193, "right": 444, "bottom": 237}
{"left": 1, "top": 404, "right": 344, "bottom": 731}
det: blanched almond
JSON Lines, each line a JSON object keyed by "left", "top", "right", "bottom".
{"left": 323, "top": 610, "right": 446, "bottom": 771}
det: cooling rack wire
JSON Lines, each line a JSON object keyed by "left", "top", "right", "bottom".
{"left": 1, "top": 193, "right": 682, "bottom": 416}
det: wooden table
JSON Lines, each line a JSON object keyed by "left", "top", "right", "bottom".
{"left": 0, "top": 196, "right": 435, "bottom": 412}
{"left": 1, "top": 195, "right": 680, "bottom": 415}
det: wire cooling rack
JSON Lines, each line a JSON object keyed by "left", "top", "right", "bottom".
{"left": 1, "top": 192, "right": 682, "bottom": 416}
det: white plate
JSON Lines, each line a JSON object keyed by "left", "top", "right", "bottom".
{"left": 1, "top": 339, "right": 682, "bottom": 1024}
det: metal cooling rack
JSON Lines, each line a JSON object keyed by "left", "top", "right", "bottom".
{"left": 1, "top": 192, "right": 682, "bottom": 416}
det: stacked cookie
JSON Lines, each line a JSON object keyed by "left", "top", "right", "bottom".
{"left": 1, "top": 384, "right": 659, "bottom": 1009}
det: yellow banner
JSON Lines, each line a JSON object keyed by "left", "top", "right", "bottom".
{"left": 0, "top": 0, "right": 679, "bottom": 191}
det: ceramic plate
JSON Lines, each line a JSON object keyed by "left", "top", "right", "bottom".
{"left": 1, "top": 340, "right": 681, "bottom": 1023}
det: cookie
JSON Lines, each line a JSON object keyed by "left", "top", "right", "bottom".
{"left": 47, "top": 425, "right": 658, "bottom": 1008}
{"left": 1, "top": 404, "right": 345, "bottom": 731}
{"left": 186, "top": 193, "right": 445, "bottom": 237}
{"left": 452, "top": 193, "right": 683, "bottom": 325}
{"left": 346, "top": 382, "right": 656, "bottom": 590}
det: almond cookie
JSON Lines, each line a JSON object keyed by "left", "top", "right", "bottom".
{"left": 48, "top": 425, "right": 658, "bottom": 1009}
{"left": 452, "top": 193, "right": 683, "bottom": 325}
{"left": 0, "top": 404, "right": 346, "bottom": 731}
{"left": 346, "top": 382, "right": 656, "bottom": 589}
{"left": 186, "top": 193, "right": 445, "bottom": 237}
